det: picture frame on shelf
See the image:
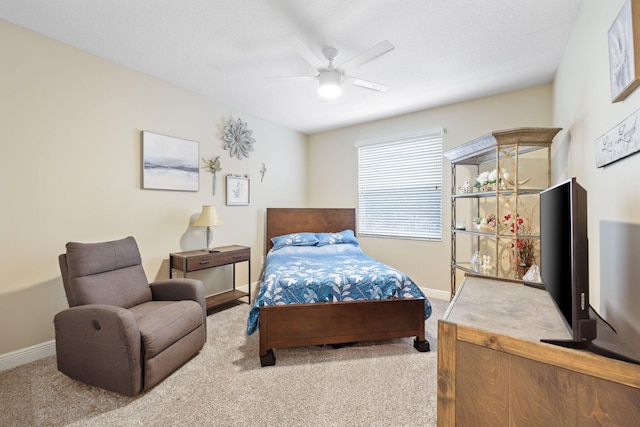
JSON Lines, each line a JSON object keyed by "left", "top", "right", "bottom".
{"left": 226, "top": 175, "right": 250, "bottom": 206}
{"left": 608, "top": 0, "right": 640, "bottom": 103}
{"left": 142, "top": 131, "right": 199, "bottom": 192}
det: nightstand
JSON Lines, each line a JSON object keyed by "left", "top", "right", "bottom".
{"left": 169, "top": 245, "right": 251, "bottom": 311}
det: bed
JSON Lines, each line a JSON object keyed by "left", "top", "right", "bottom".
{"left": 248, "top": 208, "right": 432, "bottom": 366}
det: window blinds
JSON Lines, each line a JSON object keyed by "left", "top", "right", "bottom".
{"left": 356, "top": 130, "right": 443, "bottom": 240}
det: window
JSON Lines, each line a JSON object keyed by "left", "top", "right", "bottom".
{"left": 356, "top": 129, "right": 443, "bottom": 241}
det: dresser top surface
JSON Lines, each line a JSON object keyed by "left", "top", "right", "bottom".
{"left": 444, "top": 276, "right": 571, "bottom": 342}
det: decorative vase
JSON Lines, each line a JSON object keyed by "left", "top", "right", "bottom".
{"left": 517, "top": 263, "right": 531, "bottom": 279}
{"left": 474, "top": 223, "right": 493, "bottom": 233}
{"left": 212, "top": 174, "right": 217, "bottom": 195}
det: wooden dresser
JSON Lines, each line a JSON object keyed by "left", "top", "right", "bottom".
{"left": 437, "top": 276, "right": 640, "bottom": 427}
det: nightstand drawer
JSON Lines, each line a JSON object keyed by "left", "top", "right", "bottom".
{"left": 217, "top": 248, "right": 250, "bottom": 264}
{"left": 184, "top": 248, "right": 250, "bottom": 271}
{"left": 185, "top": 254, "right": 219, "bottom": 271}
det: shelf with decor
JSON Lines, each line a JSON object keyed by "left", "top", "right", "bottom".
{"left": 451, "top": 188, "right": 545, "bottom": 199}
{"left": 444, "top": 127, "right": 561, "bottom": 297}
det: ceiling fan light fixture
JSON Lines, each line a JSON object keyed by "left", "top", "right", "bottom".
{"left": 318, "top": 70, "right": 342, "bottom": 99}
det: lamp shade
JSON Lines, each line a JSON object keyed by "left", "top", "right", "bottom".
{"left": 193, "top": 205, "right": 223, "bottom": 227}
{"left": 318, "top": 70, "right": 342, "bottom": 99}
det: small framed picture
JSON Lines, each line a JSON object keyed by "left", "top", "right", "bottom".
{"left": 609, "top": 0, "right": 640, "bottom": 102}
{"left": 226, "top": 175, "right": 250, "bottom": 206}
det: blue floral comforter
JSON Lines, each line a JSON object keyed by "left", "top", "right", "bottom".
{"left": 246, "top": 244, "right": 432, "bottom": 335}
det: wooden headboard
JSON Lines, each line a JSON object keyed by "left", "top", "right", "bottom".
{"left": 265, "top": 208, "right": 356, "bottom": 251}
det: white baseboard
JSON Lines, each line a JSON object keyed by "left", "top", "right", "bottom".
{"left": 421, "top": 287, "right": 451, "bottom": 301}
{"left": 0, "top": 340, "right": 56, "bottom": 372}
{"left": 238, "top": 282, "right": 257, "bottom": 297}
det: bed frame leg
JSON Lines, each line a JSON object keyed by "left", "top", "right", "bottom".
{"left": 260, "top": 349, "right": 276, "bottom": 367}
{"left": 414, "top": 338, "right": 430, "bottom": 352}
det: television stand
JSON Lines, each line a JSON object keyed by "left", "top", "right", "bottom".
{"left": 539, "top": 337, "right": 640, "bottom": 365}
{"left": 540, "top": 316, "right": 597, "bottom": 349}
{"left": 586, "top": 341, "right": 640, "bottom": 365}
{"left": 541, "top": 307, "right": 640, "bottom": 365}
{"left": 540, "top": 338, "right": 591, "bottom": 349}
{"left": 588, "top": 306, "right": 640, "bottom": 365}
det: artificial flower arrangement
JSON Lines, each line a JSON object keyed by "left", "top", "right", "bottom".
{"left": 503, "top": 213, "right": 536, "bottom": 271}
{"left": 474, "top": 168, "right": 512, "bottom": 191}
{"left": 473, "top": 213, "right": 496, "bottom": 227}
{"left": 472, "top": 213, "right": 497, "bottom": 232}
{"left": 202, "top": 155, "right": 222, "bottom": 175}
{"left": 202, "top": 155, "right": 222, "bottom": 194}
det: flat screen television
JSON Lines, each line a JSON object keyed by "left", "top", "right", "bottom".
{"left": 539, "top": 177, "right": 640, "bottom": 364}
{"left": 539, "top": 178, "right": 596, "bottom": 344}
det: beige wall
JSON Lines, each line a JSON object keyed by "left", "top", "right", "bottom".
{"left": 0, "top": 21, "right": 308, "bottom": 355}
{"left": 307, "top": 85, "right": 553, "bottom": 297}
{"left": 553, "top": 0, "right": 640, "bottom": 351}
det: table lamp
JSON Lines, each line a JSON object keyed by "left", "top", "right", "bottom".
{"left": 193, "top": 205, "right": 223, "bottom": 252}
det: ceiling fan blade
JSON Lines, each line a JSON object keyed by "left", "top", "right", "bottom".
{"left": 343, "top": 75, "right": 390, "bottom": 92}
{"left": 266, "top": 75, "right": 317, "bottom": 82}
{"left": 290, "top": 38, "right": 327, "bottom": 71}
{"left": 337, "top": 40, "right": 394, "bottom": 71}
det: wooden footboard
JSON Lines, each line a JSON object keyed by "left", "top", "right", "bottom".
{"left": 259, "top": 298, "right": 429, "bottom": 366}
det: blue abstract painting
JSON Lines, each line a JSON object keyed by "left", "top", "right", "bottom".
{"left": 142, "top": 131, "right": 199, "bottom": 191}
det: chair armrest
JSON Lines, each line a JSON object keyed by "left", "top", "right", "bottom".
{"left": 54, "top": 305, "right": 140, "bottom": 346}
{"left": 150, "top": 279, "right": 206, "bottom": 323}
{"left": 54, "top": 305, "right": 143, "bottom": 396}
{"left": 150, "top": 278, "right": 204, "bottom": 303}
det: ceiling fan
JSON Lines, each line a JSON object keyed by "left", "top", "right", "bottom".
{"left": 272, "top": 39, "right": 395, "bottom": 99}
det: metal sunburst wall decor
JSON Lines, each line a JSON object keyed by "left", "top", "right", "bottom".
{"left": 222, "top": 117, "right": 255, "bottom": 159}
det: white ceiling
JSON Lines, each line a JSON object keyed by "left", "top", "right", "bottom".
{"left": 0, "top": 0, "right": 583, "bottom": 135}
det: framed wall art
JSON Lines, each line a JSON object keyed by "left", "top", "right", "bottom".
{"left": 142, "top": 131, "right": 199, "bottom": 191}
{"left": 226, "top": 175, "right": 251, "bottom": 206}
{"left": 595, "top": 106, "right": 640, "bottom": 167}
{"left": 609, "top": 0, "right": 640, "bottom": 102}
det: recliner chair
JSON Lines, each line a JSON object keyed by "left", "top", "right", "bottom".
{"left": 55, "top": 236, "right": 206, "bottom": 396}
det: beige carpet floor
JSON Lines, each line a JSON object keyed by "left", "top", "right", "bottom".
{"left": 0, "top": 298, "right": 449, "bottom": 427}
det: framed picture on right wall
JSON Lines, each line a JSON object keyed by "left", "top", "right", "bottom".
{"left": 609, "top": 0, "right": 640, "bottom": 102}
